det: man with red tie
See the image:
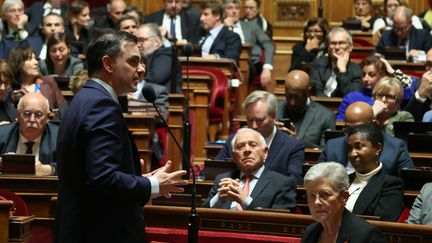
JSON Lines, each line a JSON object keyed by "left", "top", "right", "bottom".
{"left": 203, "top": 128, "right": 296, "bottom": 211}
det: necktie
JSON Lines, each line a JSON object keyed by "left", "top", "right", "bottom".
{"left": 25, "top": 141, "right": 34, "bottom": 154}
{"left": 236, "top": 176, "right": 251, "bottom": 211}
{"left": 170, "top": 17, "right": 176, "bottom": 39}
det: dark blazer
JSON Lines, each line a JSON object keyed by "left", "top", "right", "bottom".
{"left": 301, "top": 209, "right": 387, "bottom": 243}
{"left": 376, "top": 28, "right": 432, "bottom": 54}
{"left": 145, "top": 46, "right": 182, "bottom": 93}
{"left": 54, "top": 80, "right": 151, "bottom": 243}
{"left": 349, "top": 169, "right": 404, "bottom": 222}
{"left": 144, "top": 9, "right": 201, "bottom": 44}
{"left": 318, "top": 134, "right": 415, "bottom": 177}
{"left": 289, "top": 42, "right": 326, "bottom": 71}
{"left": 0, "top": 98, "right": 16, "bottom": 123}
{"left": 208, "top": 26, "right": 242, "bottom": 63}
{"left": 64, "top": 22, "right": 91, "bottom": 55}
{"left": 0, "top": 122, "right": 58, "bottom": 170}
{"left": 310, "top": 56, "right": 362, "bottom": 97}
{"left": 94, "top": 15, "right": 115, "bottom": 29}
{"left": 25, "top": 1, "right": 68, "bottom": 35}
{"left": 215, "top": 129, "right": 305, "bottom": 185}
{"left": 202, "top": 168, "right": 296, "bottom": 211}
{"left": 277, "top": 99, "right": 335, "bottom": 148}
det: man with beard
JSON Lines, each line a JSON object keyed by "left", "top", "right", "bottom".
{"left": 276, "top": 70, "right": 335, "bottom": 148}
{"left": 0, "top": 93, "right": 57, "bottom": 176}
{"left": 134, "top": 23, "right": 182, "bottom": 93}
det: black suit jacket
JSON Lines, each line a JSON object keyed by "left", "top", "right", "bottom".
{"left": 144, "top": 9, "right": 201, "bottom": 44}
{"left": 145, "top": 46, "right": 182, "bottom": 93}
{"left": 301, "top": 209, "right": 387, "bottom": 243}
{"left": 376, "top": 28, "right": 432, "bottom": 54}
{"left": 202, "top": 168, "right": 296, "bottom": 211}
{"left": 207, "top": 26, "right": 242, "bottom": 63}
{"left": 318, "top": 134, "right": 414, "bottom": 177}
{"left": 0, "top": 122, "right": 58, "bottom": 170}
{"left": 349, "top": 170, "right": 404, "bottom": 222}
{"left": 403, "top": 79, "right": 431, "bottom": 121}
{"left": 54, "top": 80, "right": 151, "bottom": 243}
{"left": 310, "top": 56, "right": 362, "bottom": 97}
{"left": 215, "top": 129, "right": 304, "bottom": 185}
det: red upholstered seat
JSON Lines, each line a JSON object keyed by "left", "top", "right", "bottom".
{"left": 397, "top": 207, "right": 411, "bottom": 223}
{"left": 0, "top": 188, "right": 29, "bottom": 216}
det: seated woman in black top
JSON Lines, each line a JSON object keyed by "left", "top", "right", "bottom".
{"left": 289, "top": 17, "right": 328, "bottom": 71}
{"left": 353, "top": 0, "right": 376, "bottom": 31}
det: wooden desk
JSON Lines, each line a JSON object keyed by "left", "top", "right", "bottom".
{"left": 167, "top": 94, "right": 184, "bottom": 171}
{"left": 352, "top": 32, "right": 374, "bottom": 46}
{"left": 0, "top": 201, "right": 13, "bottom": 242}
{"left": 144, "top": 205, "right": 432, "bottom": 243}
{"left": 311, "top": 96, "right": 342, "bottom": 113}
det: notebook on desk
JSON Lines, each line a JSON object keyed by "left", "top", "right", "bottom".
{"left": 1, "top": 154, "right": 35, "bottom": 174}
{"left": 381, "top": 47, "right": 407, "bottom": 61}
{"left": 406, "top": 133, "right": 432, "bottom": 153}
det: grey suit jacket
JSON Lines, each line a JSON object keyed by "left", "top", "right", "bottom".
{"left": 202, "top": 167, "right": 296, "bottom": 212}
{"left": 240, "top": 21, "right": 274, "bottom": 65}
{"left": 276, "top": 99, "right": 335, "bottom": 148}
{"left": 407, "top": 182, "right": 432, "bottom": 225}
{"left": 137, "top": 82, "right": 169, "bottom": 122}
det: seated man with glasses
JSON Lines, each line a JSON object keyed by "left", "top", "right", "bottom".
{"left": 375, "top": 6, "right": 432, "bottom": 62}
{"left": 134, "top": 23, "right": 182, "bottom": 93}
{"left": 310, "top": 27, "right": 362, "bottom": 97}
{"left": 0, "top": 93, "right": 57, "bottom": 176}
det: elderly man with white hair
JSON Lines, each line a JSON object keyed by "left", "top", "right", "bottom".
{"left": 0, "top": 93, "right": 58, "bottom": 176}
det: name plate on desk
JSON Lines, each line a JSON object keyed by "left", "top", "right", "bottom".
{"left": 1, "top": 154, "right": 35, "bottom": 174}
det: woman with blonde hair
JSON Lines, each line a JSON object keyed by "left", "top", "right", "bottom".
{"left": 372, "top": 76, "right": 414, "bottom": 136}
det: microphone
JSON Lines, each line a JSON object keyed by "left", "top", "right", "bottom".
{"left": 141, "top": 85, "right": 199, "bottom": 243}
{"left": 183, "top": 44, "right": 193, "bottom": 57}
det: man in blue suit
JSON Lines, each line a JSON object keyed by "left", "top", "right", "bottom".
{"left": 199, "top": 1, "right": 241, "bottom": 62}
{"left": 318, "top": 101, "right": 414, "bottom": 177}
{"left": 54, "top": 32, "right": 188, "bottom": 243}
{"left": 216, "top": 90, "right": 305, "bottom": 185}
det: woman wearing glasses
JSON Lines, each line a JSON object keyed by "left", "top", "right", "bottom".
{"left": 336, "top": 56, "right": 415, "bottom": 121}
{"left": 302, "top": 162, "right": 387, "bottom": 243}
{"left": 289, "top": 17, "right": 328, "bottom": 71}
{"left": 372, "top": 77, "right": 414, "bottom": 136}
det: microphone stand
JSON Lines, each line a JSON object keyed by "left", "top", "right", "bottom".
{"left": 184, "top": 45, "right": 198, "bottom": 243}
{"left": 170, "top": 6, "right": 178, "bottom": 94}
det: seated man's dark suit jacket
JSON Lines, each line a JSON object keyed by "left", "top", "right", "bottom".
{"left": 144, "top": 9, "right": 201, "bottom": 44}
{"left": 349, "top": 169, "right": 404, "bottom": 222}
{"left": 145, "top": 46, "right": 182, "bottom": 93}
{"left": 310, "top": 56, "right": 362, "bottom": 97}
{"left": 0, "top": 97, "right": 16, "bottom": 123}
{"left": 318, "top": 134, "right": 415, "bottom": 177}
{"left": 215, "top": 129, "right": 305, "bottom": 185}
{"left": 0, "top": 122, "right": 58, "bottom": 170}
{"left": 375, "top": 28, "right": 432, "bottom": 54}
{"left": 301, "top": 209, "right": 387, "bottom": 243}
{"left": 54, "top": 80, "right": 151, "bottom": 243}
{"left": 202, "top": 167, "right": 296, "bottom": 211}
{"left": 276, "top": 99, "right": 335, "bottom": 148}
{"left": 207, "top": 26, "right": 242, "bottom": 63}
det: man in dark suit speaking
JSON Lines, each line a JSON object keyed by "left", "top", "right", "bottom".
{"left": 204, "top": 128, "right": 296, "bottom": 211}
{"left": 54, "top": 32, "right": 188, "bottom": 243}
